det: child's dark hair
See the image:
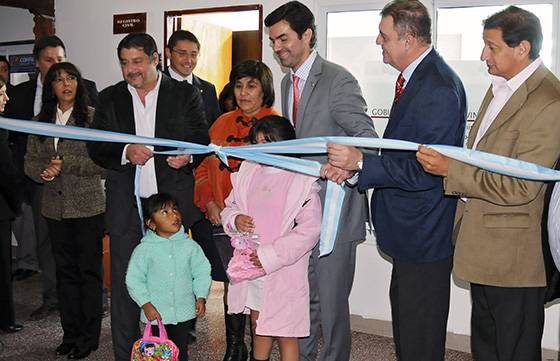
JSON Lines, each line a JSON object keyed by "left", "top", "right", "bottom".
{"left": 249, "top": 115, "right": 296, "bottom": 144}
{"left": 141, "top": 193, "right": 179, "bottom": 222}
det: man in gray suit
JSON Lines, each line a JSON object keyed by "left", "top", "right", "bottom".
{"left": 265, "top": 2, "right": 376, "bottom": 360}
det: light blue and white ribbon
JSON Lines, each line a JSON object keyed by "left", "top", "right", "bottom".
{"left": 4, "top": 116, "right": 560, "bottom": 258}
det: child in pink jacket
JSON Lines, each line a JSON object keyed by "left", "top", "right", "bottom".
{"left": 221, "top": 115, "right": 322, "bottom": 361}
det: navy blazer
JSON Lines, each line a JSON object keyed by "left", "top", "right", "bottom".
{"left": 163, "top": 68, "right": 221, "bottom": 126}
{"left": 359, "top": 49, "right": 466, "bottom": 262}
{"left": 87, "top": 73, "right": 210, "bottom": 234}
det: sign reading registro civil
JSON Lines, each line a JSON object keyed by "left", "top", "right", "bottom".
{"left": 113, "top": 13, "right": 147, "bottom": 34}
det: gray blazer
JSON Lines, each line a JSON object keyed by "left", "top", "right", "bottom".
{"left": 281, "top": 55, "right": 377, "bottom": 243}
{"left": 24, "top": 107, "right": 106, "bottom": 220}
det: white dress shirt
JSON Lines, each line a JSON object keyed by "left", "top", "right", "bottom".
{"left": 473, "top": 58, "right": 542, "bottom": 149}
{"left": 34, "top": 76, "right": 43, "bottom": 116}
{"left": 168, "top": 67, "right": 193, "bottom": 85}
{"left": 122, "top": 73, "right": 163, "bottom": 198}
{"left": 54, "top": 106, "right": 73, "bottom": 151}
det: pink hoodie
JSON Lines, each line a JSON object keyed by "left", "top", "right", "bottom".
{"left": 221, "top": 162, "right": 322, "bottom": 337}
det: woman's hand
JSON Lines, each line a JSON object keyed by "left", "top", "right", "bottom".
{"left": 40, "top": 155, "right": 63, "bottom": 181}
{"left": 195, "top": 298, "right": 206, "bottom": 317}
{"left": 249, "top": 250, "right": 263, "bottom": 269}
{"left": 235, "top": 214, "right": 254, "bottom": 233}
{"left": 142, "top": 302, "right": 161, "bottom": 321}
{"left": 206, "top": 201, "right": 223, "bottom": 226}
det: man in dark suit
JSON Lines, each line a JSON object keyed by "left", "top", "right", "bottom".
{"left": 164, "top": 30, "right": 221, "bottom": 126}
{"left": 4, "top": 35, "right": 99, "bottom": 321}
{"left": 266, "top": 2, "right": 376, "bottom": 360}
{"left": 87, "top": 32, "right": 209, "bottom": 361}
{"left": 326, "top": 1, "right": 466, "bottom": 360}
{"left": 164, "top": 29, "right": 221, "bottom": 345}
{"left": 0, "top": 84, "right": 23, "bottom": 334}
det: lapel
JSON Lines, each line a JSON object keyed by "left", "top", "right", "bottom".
{"left": 113, "top": 81, "right": 135, "bottom": 135}
{"left": 155, "top": 74, "right": 172, "bottom": 138}
{"left": 385, "top": 49, "right": 437, "bottom": 135}
{"left": 475, "top": 64, "right": 547, "bottom": 146}
{"left": 296, "top": 55, "right": 322, "bottom": 131}
{"left": 466, "top": 88, "right": 493, "bottom": 148}
{"left": 281, "top": 73, "right": 290, "bottom": 118}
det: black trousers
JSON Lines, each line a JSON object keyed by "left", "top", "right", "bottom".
{"left": 471, "top": 284, "right": 546, "bottom": 361}
{"left": 190, "top": 218, "right": 228, "bottom": 282}
{"left": 47, "top": 214, "right": 104, "bottom": 349}
{"left": 33, "top": 185, "right": 57, "bottom": 306}
{"left": 390, "top": 256, "right": 453, "bottom": 361}
{"left": 0, "top": 219, "right": 15, "bottom": 328}
{"left": 110, "top": 211, "right": 143, "bottom": 361}
{"left": 152, "top": 320, "right": 194, "bottom": 361}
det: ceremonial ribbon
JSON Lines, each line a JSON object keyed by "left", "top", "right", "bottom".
{"left": 3, "top": 116, "right": 560, "bottom": 257}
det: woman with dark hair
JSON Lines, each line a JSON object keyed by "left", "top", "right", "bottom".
{"left": 24, "top": 62, "right": 105, "bottom": 359}
{"left": 194, "top": 59, "right": 278, "bottom": 361}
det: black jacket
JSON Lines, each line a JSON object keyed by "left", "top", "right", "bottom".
{"left": 87, "top": 73, "right": 210, "bottom": 233}
{"left": 163, "top": 68, "right": 221, "bottom": 126}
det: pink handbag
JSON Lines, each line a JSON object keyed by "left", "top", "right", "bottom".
{"left": 130, "top": 318, "right": 179, "bottom": 361}
{"left": 226, "top": 233, "right": 266, "bottom": 284}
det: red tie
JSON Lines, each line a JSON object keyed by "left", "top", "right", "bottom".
{"left": 394, "top": 73, "right": 405, "bottom": 103}
{"left": 292, "top": 74, "right": 300, "bottom": 126}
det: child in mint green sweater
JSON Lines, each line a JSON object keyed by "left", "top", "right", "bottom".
{"left": 126, "top": 193, "right": 211, "bottom": 361}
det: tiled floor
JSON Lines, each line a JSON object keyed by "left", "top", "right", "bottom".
{"left": 0, "top": 275, "right": 473, "bottom": 360}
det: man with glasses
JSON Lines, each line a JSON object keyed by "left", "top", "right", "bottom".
{"left": 164, "top": 30, "right": 221, "bottom": 126}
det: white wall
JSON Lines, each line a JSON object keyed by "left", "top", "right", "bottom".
{"left": 0, "top": 6, "right": 34, "bottom": 43}
{"left": 2, "top": 0, "right": 559, "bottom": 352}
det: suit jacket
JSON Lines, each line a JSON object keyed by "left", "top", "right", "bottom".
{"left": 0, "top": 129, "right": 21, "bottom": 221}
{"left": 445, "top": 64, "right": 560, "bottom": 287}
{"left": 281, "top": 54, "right": 376, "bottom": 243}
{"left": 359, "top": 49, "right": 466, "bottom": 262}
{"left": 4, "top": 76, "right": 99, "bottom": 203}
{"left": 87, "top": 73, "right": 210, "bottom": 236}
{"left": 24, "top": 107, "right": 105, "bottom": 220}
{"left": 163, "top": 68, "right": 221, "bottom": 126}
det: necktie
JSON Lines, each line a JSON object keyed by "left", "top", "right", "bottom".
{"left": 394, "top": 73, "right": 405, "bottom": 103}
{"left": 292, "top": 74, "right": 300, "bottom": 126}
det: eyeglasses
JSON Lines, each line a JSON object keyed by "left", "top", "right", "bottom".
{"left": 171, "top": 49, "right": 199, "bottom": 59}
{"left": 53, "top": 74, "right": 78, "bottom": 84}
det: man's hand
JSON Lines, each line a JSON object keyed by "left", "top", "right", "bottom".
{"left": 126, "top": 144, "right": 153, "bottom": 165}
{"left": 166, "top": 153, "right": 192, "bottom": 169}
{"left": 416, "top": 145, "right": 449, "bottom": 176}
{"left": 195, "top": 298, "right": 206, "bottom": 317}
{"left": 235, "top": 214, "right": 254, "bottom": 233}
{"left": 327, "top": 143, "right": 363, "bottom": 171}
{"left": 142, "top": 302, "right": 161, "bottom": 321}
{"left": 320, "top": 163, "right": 354, "bottom": 184}
{"left": 206, "top": 201, "right": 223, "bottom": 226}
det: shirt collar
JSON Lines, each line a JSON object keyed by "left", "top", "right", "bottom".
{"left": 290, "top": 50, "right": 318, "bottom": 82}
{"left": 491, "top": 57, "right": 543, "bottom": 96}
{"left": 36, "top": 75, "right": 43, "bottom": 90}
{"left": 402, "top": 47, "right": 432, "bottom": 86}
{"left": 168, "top": 66, "right": 193, "bottom": 84}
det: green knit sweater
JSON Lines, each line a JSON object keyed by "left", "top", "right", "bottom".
{"left": 126, "top": 226, "right": 211, "bottom": 324}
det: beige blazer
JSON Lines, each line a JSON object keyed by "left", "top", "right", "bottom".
{"left": 24, "top": 107, "right": 105, "bottom": 221}
{"left": 445, "top": 64, "right": 560, "bottom": 287}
